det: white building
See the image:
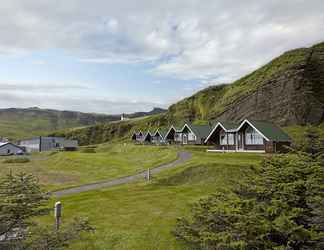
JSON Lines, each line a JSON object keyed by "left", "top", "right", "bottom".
{"left": 0, "top": 142, "right": 24, "bottom": 156}
{"left": 19, "top": 137, "right": 78, "bottom": 153}
{"left": 121, "top": 114, "right": 130, "bottom": 121}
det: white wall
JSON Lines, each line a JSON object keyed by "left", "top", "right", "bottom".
{"left": 0, "top": 144, "right": 23, "bottom": 156}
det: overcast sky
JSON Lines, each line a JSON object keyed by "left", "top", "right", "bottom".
{"left": 0, "top": 0, "right": 323, "bottom": 114}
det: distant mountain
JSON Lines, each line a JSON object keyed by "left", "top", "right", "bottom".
{"left": 0, "top": 107, "right": 166, "bottom": 140}
{"left": 54, "top": 41, "right": 324, "bottom": 145}
{"left": 128, "top": 107, "right": 167, "bottom": 118}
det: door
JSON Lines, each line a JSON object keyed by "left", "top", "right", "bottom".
{"left": 237, "top": 133, "right": 243, "bottom": 150}
{"left": 183, "top": 134, "right": 188, "bottom": 144}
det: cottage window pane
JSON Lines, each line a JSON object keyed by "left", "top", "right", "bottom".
{"left": 188, "top": 133, "right": 195, "bottom": 141}
{"left": 228, "top": 133, "right": 235, "bottom": 145}
{"left": 220, "top": 131, "right": 227, "bottom": 145}
{"left": 245, "top": 127, "right": 263, "bottom": 145}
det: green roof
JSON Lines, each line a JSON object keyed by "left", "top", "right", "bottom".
{"left": 248, "top": 120, "right": 291, "bottom": 142}
{"left": 219, "top": 121, "right": 240, "bottom": 130}
{"left": 158, "top": 129, "right": 168, "bottom": 138}
{"left": 184, "top": 123, "right": 212, "bottom": 140}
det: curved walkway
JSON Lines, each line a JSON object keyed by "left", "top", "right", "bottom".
{"left": 52, "top": 151, "right": 191, "bottom": 197}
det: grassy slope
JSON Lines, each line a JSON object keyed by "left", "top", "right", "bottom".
{"left": 168, "top": 47, "right": 310, "bottom": 121}
{"left": 40, "top": 148, "right": 264, "bottom": 250}
{"left": 0, "top": 107, "right": 167, "bottom": 141}
{"left": 55, "top": 42, "right": 324, "bottom": 146}
{"left": 0, "top": 108, "right": 119, "bottom": 141}
{"left": 0, "top": 144, "right": 177, "bottom": 191}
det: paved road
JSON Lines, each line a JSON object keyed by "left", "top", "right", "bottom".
{"left": 52, "top": 151, "right": 191, "bottom": 197}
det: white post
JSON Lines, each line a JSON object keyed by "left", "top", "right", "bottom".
{"left": 147, "top": 168, "right": 150, "bottom": 181}
{"left": 54, "top": 201, "right": 62, "bottom": 230}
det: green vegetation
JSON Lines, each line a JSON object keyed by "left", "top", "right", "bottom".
{"left": 0, "top": 107, "right": 166, "bottom": 141}
{"left": 284, "top": 122, "right": 324, "bottom": 149}
{"left": 0, "top": 108, "right": 118, "bottom": 141}
{"left": 175, "top": 128, "right": 324, "bottom": 249}
{"left": 168, "top": 47, "right": 310, "bottom": 121}
{"left": 0, "top": 172, "right": 93, "bottom": 250}
{"left": 175, "top": 153, "right": 324, "bottom": 249}
{"left": 2, "top": 157, "right": 30, "bottom": 164}
{"left": 38, "top": 148, "right": 263, "bottom": 250}
{"left": 0, "top": 144, "right": 178, "bottom": 191}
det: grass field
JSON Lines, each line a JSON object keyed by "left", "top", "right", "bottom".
{"left": 0, "top": 143, "right": 178, "bottom": 191}
{"left": 41, "top": 147, "right": 264, "bottom": 250}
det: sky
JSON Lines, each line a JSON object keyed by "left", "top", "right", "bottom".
{"left": 0, "top": 0, "right": 323, "bottom": 114}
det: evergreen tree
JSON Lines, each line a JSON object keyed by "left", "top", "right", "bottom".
{"left": 0, "top": 173, "right": 94, "bottom": 250}
{"left": 174, "top": 152, "right": 324, "bottom": 249}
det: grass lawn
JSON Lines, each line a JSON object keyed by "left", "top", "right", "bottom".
{"left": 42, "top": 147, "right": 264, "bottom": 250}
{"left": 0, "top": 143, "right": 178, "bottom": 191}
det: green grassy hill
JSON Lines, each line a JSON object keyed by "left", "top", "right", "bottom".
{"left": 0, "top": 107, "right": 166, "bottom": 141}
{"left": 54, "top": 41, "right": 324, "bottom": 145}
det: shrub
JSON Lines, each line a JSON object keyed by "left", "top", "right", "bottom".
{"left": 174, "top": 153, "right": 324, "bottom": 249}
{"left": 3, "top": 157, "right": 30, "bottom": 164}
{"left": 81, "top": 147, "right": 96, "bottom": 153}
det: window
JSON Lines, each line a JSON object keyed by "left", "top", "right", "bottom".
{"left": 228, "top": 133, "right": 235, "bottom": 145}
{"left": 188, "top": 133, "right": 196, "bottom": 141}
{"left": 245, "top": 127, "right": 264, "bottom": 145}
{"left": 220, "top": 131, "right": 227, "bottom": 145}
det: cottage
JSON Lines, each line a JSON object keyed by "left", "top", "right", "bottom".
{"left": 143, "top": 131, "right": 153, "bottom": 143}
{"left": 19, "top": 136, "right": 78, "bottom": 153}
{"left": 0, "top": 142, "right": 24, "bottom": 156}
{"left": 205, "top": 119, "right": 291, "bottom": 153}
{"left": 151, "top": 129, "right": 166, "bottom": 144}
{"left": 164, "top": 126, "right": 181, "bottom": 144}
{"left": 175, "top": 123, "right": 212, "bottom": 145}
{"left": 131, "top": 131, "right": 144, "bottom": 143}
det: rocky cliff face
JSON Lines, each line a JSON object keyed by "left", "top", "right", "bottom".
{"left": 215, "top": 43, "right": 324, "bottom": 126}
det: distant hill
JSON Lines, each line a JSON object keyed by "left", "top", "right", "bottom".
{"left": 54, "top": 41, "right": 324, "bottom": 145}
{"left": 128, "top": 107, "right": 167, "bottom": 119}
{"left": 0, "top": 107, "right": 166, "bottom": 140}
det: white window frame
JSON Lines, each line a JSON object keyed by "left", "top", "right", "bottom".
{"left": 245, "top": 127, "right": 264, "bottom": 145}
{"left": 227, "top": 133, "right": 235, "bottom": 145}
{"left": 220, "top": 131, "right": 227, "bottom": 145}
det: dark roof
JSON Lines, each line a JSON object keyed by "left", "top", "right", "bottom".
{"left": 0, "top": 142, "right": 24, "bottom": 151}
{"left": 246, "top": 120, "right": 291, "bottom": 142}
{"left": 144, "top": 131, "right": 152, "bottom": 139}
{"left": 158, "top": 129, "right": 168, "bottom": 138}
{"left": 219, "top": 121, "right": 240, "bottom": 130}
{"left": 184, "top": 123, "right": 212, "bottom": 140}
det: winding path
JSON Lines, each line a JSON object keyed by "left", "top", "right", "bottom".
{"left": 52, "top": 151, "right": 191, "bottom": 197}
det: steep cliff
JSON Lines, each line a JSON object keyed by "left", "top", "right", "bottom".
{"left": 168, "top": 42, "right": 324, "bottom": 126}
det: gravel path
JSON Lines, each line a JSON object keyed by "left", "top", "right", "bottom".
{"left": 52, "top": 151, "right": 191, "bottom": 197}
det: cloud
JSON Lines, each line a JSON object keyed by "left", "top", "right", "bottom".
{"left": 0, "top": 89, "right": 164, "bottom": 114}
{"left": 0, "top": 0, "right": 323, "bottom": 112}
{"left": 0, "top": 81, "right": 90, "bottom": 92}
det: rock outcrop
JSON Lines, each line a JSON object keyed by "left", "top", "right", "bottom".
{"left": 216, "top": 44, "right": 324, "bottom": 126}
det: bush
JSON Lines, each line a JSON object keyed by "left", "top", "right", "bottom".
{"left": 3, "top": 157, "right": 30, "bottom": 164}
{"left": 174, "top": 153, "right": 324, "bottom": 249}
{"left": 81, "top": 147, "right": 96, "bottom": 153}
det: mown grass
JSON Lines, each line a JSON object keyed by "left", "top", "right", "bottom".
{"left": 42, "top": 148, "right": 264, "bottom": 250}
{"left": 0, "top": 143, "right": 178, "bottom": 191}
